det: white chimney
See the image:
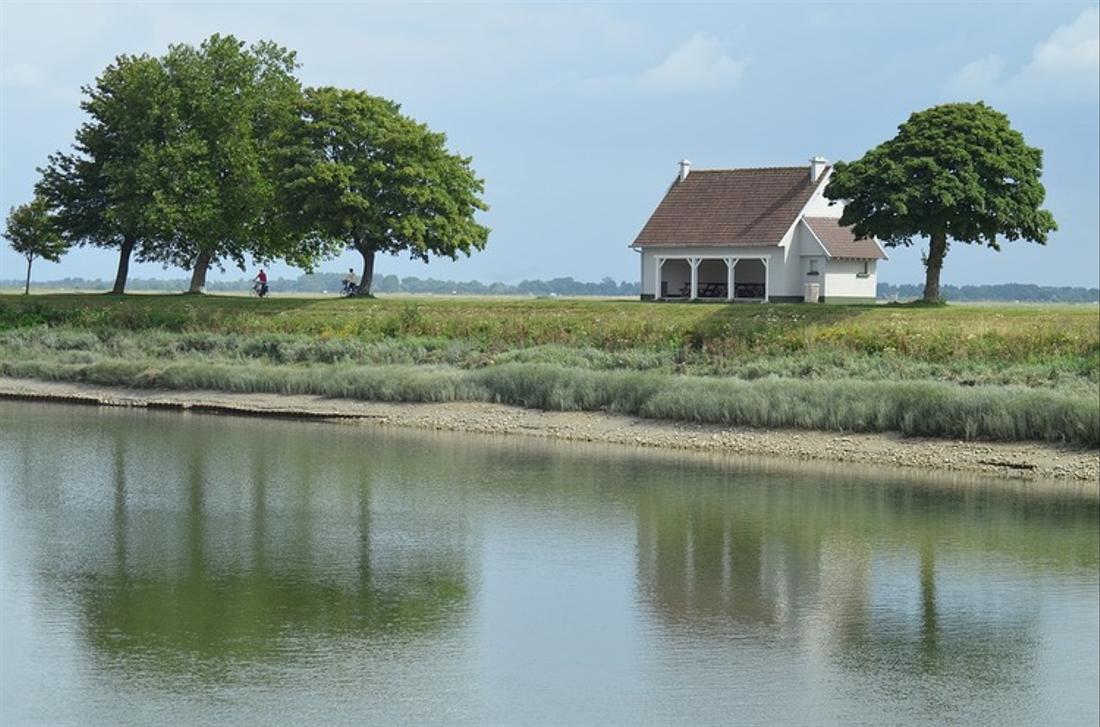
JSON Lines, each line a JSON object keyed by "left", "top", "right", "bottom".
{"left": 678, "top": 159, "right": 691, "bottom": 182}
{"left": 810, "top": 155, "right": 828, "bottom": 182}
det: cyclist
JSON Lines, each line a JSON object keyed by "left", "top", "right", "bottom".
{"left": 341, "top": 268, "right": 360, "bottom": 296}
{"left": 253, "top": 269, "right": 269, "bottom": 297}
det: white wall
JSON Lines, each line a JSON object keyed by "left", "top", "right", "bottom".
{"left": 800, "top": 169, "right": 844, "bottom": 218}
{"left": 794, "top": 221, "right": 829, "bottom": 299}
{"left": 824, "top": 259, "right": 877, "bottom": 299}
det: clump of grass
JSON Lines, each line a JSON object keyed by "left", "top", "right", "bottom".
{"left": 4, "top": 326, "right": 1096, "bottom": 391}
{"left": 3, "top": 354, "right": 1096, "bottom": 446}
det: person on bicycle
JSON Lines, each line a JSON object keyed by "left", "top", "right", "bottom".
{"left": 253, "top": 269, "right": 269, "bottom": 297}
{"left": 342, "top": 268, "right": 360, "bottom": 295}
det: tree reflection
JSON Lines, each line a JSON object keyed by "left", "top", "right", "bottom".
{"left": 919, "top": 539, "right": 938, "bottom": 671}
{"left": 633, "top": 478, "right": 1051, "bottom": 693}
{"left": 71, "top": 424, "right": 471, "bottom": 682}
{"left": 635, "top": 486, "right": 804, "bottom": 627}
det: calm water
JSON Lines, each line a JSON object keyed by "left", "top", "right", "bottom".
{"left": 1, "top": 401, "right": 1097, "bottom": 726}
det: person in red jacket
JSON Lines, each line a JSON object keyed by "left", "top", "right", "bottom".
{"left": 253, "top": 269, "right": 269, "bottom": 298}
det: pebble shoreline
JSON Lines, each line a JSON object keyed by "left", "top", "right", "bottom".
{"left": 1, "top": 376, "right": 1097, "bottom": 483}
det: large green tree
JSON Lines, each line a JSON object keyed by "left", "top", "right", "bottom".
{"left": 143, "top": 35, "right": 306, "bottom": 293}
{"left": 278, "top": 87, "right": 489, "bottom": 296}
{"left": 825, "top": 102, "right": 1057, "bottom": 302}
{"left": 3, "top": 196, "right": 69, "bottom": 294}
{"left": 36, "top": 53, "right": 176, "bottom": 294}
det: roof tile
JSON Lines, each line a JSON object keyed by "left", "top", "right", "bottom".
{"left": 631, "top": 167, "right": 822, "bottom": 248}
{"left": 803, "top": 217, "right": 886, "bottom": 260}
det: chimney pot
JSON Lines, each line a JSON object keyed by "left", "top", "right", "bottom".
{"left": 678, "top": 159, "right": 691, "bottom": 182}
{"left": 810, "top": 156, "right": 828, "bottom": 182}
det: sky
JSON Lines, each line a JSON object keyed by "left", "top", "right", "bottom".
{"left": 1, "top": 1, "right": 1098, "bottom": 287}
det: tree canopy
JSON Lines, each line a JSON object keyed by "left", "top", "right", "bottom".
{"left": 278, "top": 86, "right": 489, "bottom": 296}
{"left": 36, "top": 52, "right": 175, "bottom": 294}
{"left": 26, "top": 37, "right": 489, "bottom": 296}
{"left": 825, "top": 102, "right": 1057, "bottom": 302}
{"left": 145, "top": 35, "right": 305, "bottom": 293}
{"left": 3, "top": 196, "right": 68, "bottom": 294}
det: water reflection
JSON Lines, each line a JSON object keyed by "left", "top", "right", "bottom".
{"left": 1, "top": 403, "right": 1096, "bottom": 725}
{"left": 5, "top": 411, "right": 472, "bottom": 684}
{"left": 631, "top": 470, "right": 1089, "bottom": 700}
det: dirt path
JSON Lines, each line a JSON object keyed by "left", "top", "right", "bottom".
{"left": 1, "top": 376, "right": 1096, "bottom": 483}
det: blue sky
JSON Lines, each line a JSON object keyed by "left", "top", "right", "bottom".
{"left": 2, "top": 2, "right": 1098, "bottom": 287}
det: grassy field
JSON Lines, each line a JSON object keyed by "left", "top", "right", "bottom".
{"left": 1, "top": 294, "right": 1097, "bottom": 445}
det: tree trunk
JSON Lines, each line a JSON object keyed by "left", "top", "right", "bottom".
{"left": 356, "top": 244, "right": 376, "bottom": 297}
{"left": 24, "top": 256, "right": 33, "bottom": 295}
{"left": 188, "top": 249, "right": 212, "bottom": 294}
{"left": 923, "top": 232, "right": 948, "bottom": 303}
{"left": 111, "top": 237, "right": 135, "bottom": 295}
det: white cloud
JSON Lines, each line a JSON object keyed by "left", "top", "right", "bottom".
{"left": 639, "top": 34, "right": 748, "bottom": 91}
{"left": 577, "top": 33, "right": 748, "bottom": 94}
{"left": 945, "top": 54, "right": 1007, "bottom": 96}
{"left": 946, "top": 7, "right": 1099, "bottom": 102}
{"left": 1026, "top": 6, "right": 1099, "bottom": 74}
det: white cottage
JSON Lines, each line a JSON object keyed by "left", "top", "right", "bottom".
{"left": 630, "top": 158, "right": 885, "bottom": 303}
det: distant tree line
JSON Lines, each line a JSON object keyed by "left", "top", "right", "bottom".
{"left": 1, "top": 273, "right": 641, "bottom": 296}
{"left": 877, "top": 282, "right": 1098, "bottom": 303}
{"left": 6, "top": 274, "right": 1097, "bottom": 302}
{"left": 3, "top": 34, "right": 487, "bottom": 296}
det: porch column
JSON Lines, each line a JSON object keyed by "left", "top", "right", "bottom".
{"left": 724, "top": 257, "right": 737, "bottom": 301}
{"left": 762, "top": 257, "right": 769, "bottom": 303}
{"left": 688, "top": 257, "right": 701, "bottom": 300}
{"left": 654, "top": 257, "right": 664, "bottom": 300}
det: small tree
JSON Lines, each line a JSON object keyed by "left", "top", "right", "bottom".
{"left": 825, "top": 102, "right": 1057, "bottom": 302}
{"left": 3, "top": 197, "right": 68, "bottom": 294}
{"left": 278, "top": 87, "right": 489, "bottom": 296}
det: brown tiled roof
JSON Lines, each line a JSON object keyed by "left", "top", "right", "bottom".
{"left": 630, "top": 166, "right": 824, "bottom": 248}
{"left": 803, "top": 217, "right": 886, "bottom": 260}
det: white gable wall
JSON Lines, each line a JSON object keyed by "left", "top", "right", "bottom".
{"left": 800, "top": 169, "right": 843, "bottom": 218}
{"left": 773, "top": 224, "right": 803, "bottom": 299}
{"left": 824, "top": 259, "right": 877, "bottom": 300}
{"left": 794, "top": 222, "right": 829, "bottom": 299}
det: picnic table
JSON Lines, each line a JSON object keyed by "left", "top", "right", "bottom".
{"left": 677, "top": 282, "right": 728, "bottom": 298}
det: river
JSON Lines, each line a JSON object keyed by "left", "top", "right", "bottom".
{"left": 1, "top": 401, "right": 1097, "bottom": 726}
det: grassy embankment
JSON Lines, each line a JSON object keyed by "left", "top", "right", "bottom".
{"left": 1, "top": 294, "right": 1097, "bottom": 446}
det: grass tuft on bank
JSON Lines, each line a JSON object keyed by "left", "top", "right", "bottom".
{"left": 2, "top": 356, "right": 1096, "bottom": 446}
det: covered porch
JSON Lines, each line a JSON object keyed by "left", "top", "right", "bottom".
{"left": 654, "top": 256, "right": 769, "bottom": 302}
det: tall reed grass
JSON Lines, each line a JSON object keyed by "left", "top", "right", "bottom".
{"left": 2, "top": 327, "right": 1095, "bottom": 391}
{"left": 3, "top": 356, "right": 1096, "bottom": 446}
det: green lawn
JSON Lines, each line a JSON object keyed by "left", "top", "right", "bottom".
{"left": 1, "top": 294, "right": 1097, "bottom": 445}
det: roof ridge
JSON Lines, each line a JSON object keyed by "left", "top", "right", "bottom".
{"left": 689, "top": 165, "right": 820, "bottom": 173}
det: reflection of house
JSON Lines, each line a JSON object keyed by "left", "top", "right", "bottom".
{"left": 630, "top": 158, "right": 885, "bottom": 303}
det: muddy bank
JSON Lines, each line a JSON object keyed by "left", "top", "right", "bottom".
{"left": 1, "top": 376, "right": 1096, "bottom": 483}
